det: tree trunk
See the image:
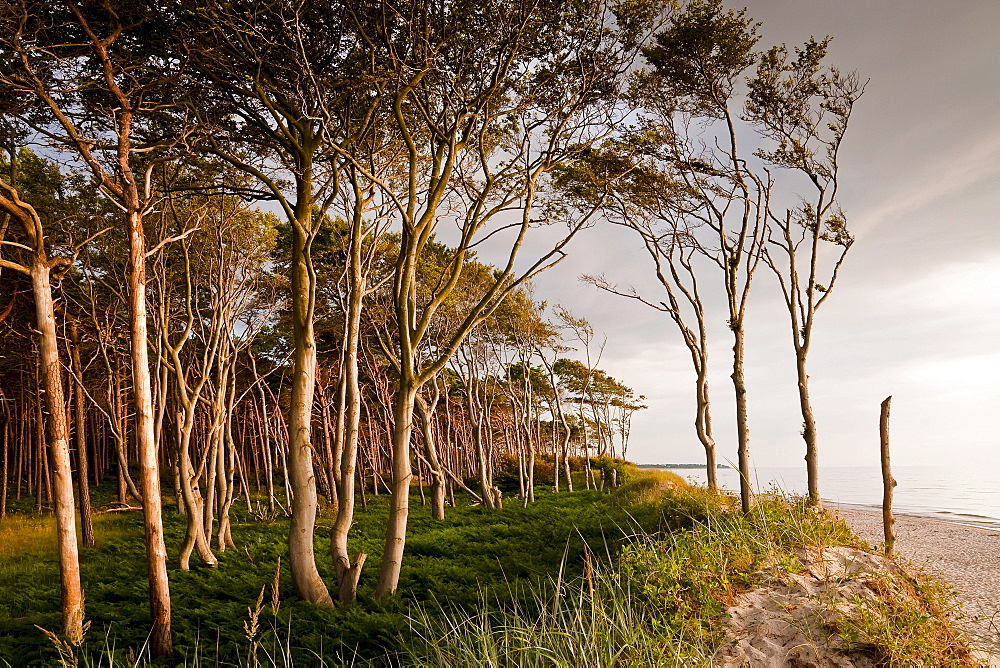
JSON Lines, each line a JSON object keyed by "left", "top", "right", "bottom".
{"left": 320, "top": 386, "right": 338, "bottom": 509}
{"left": 551, "top": 415, "right": 559, "bottom": 492}
{"left": 126, "top": 206, "right": 172, "bottom": 657}
{"left": 880, "top": 396, "right": 896, "bottom": 556}
{"left": 175, "top": 418, "right": 217, "bottom": 570}
{"left": 797, "top": 350, "right": 820, "bottom": 505}
{"left": 217, "top": 382, "right": 237, "bottom": 551}
{"left": 286, "top": 192, "right": 333, "bottom": 607}
{"left": 31, "top": 261, "right": 85, "bottom": 645}
{"left": 68, "top": 321, "right": 94, "bottom": 546}
{"left": 1, "top": 416, "right": 8, "bottom": 519}
{"left": 203, "top": 424, "right": 219, "bottom": 543}
{"left": 732, "top": 327, "right": 752, "bottom": 514}
{"left": 695, "top": 368, "right": 718, "bottom": 492}
{"left": 415, "top": 394, "right": 446, "bottom": 520}
{"left": 375, "top": 385, "right": 416, "bottom": 598}
{"left": 466, "top": 383, "right": 497, "bottom": 510}
{"left": 331, "top": 259, "right": 367, "bottom": 603}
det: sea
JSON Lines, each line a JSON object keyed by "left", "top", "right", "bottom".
{"left": 658, "top": 466, "right": 1000, "bottom": 531}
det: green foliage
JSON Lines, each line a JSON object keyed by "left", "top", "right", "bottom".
{"left": 400, "top": 486, "right": 969, "bottom": 667}
{"left": 611, "top": 465, "right": 687, "bottom": 506}
{"left": 492, "top": 455, "right": 616, "bottom": 492}
{"left": 641, "top": 0, "right": 760, "bottom": 114}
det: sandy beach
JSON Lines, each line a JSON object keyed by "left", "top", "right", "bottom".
{"left": 835, "top": 507, "right": 1000, "bottom": 653}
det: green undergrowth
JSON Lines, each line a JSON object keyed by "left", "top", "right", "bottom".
{"left": 0, "top": 475, "right": 641, "bottom": 666}
{"left": 0, "top": 466, "right": 977, "bottom": 666}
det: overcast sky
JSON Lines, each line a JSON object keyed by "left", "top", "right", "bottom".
{"left": 527, "top": 0, "right": 1000, "bottom": 469}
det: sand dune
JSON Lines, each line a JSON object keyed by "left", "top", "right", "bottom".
{"left": 836, "top": 507, "right": 1000, "bottom": 654}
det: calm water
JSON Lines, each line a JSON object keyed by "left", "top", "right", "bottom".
{"left": 659, "top": 466, "right": 1000, "bottom": 530}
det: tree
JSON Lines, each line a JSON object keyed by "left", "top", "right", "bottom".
{"left": 149, "top": 161, "right": 278, "bottom": 568}
{"left": 495, "top": 289, "right": 554, "bottom": 504}
{"left": 0, "top": 2, "right": 180, "bottom": 653}
{"left": 747, "top": 39, "right": 863, "bottom": 504}
{"left": 570, "top": 147, "right": 721, "bottom": 490}
{"left": 359, "top": 0, "right": 660, "bottom": 596}
{"left": 636, "top": 0, "right": 768, "bottom": 512}
{"left": 330, "top": 159, "right": 399, "bottom": 602}
{"left": 0, "top": 143, "right": 86, "bottom": 646}
{"left": 170, "top": 0, "right": 380, "bottom": 607}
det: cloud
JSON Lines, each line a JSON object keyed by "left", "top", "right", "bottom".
{"left": 853, "top": 128, "right": 1000, "bottom": 238}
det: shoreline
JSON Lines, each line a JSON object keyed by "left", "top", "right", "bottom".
{"left": 658, "top": 466, "right": 1000, "bottom": 531}
{"left": 829, "top": 501, "right": 1000, "bottom": 533}
{"left": 834, "top": 506, "right": 1000, "bottom": 653}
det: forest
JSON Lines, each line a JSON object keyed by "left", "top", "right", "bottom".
{"left": 5, "top": 1, "right": 968, "bottom": 666}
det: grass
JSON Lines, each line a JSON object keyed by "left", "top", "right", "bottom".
{"left": 403, "top": 481, "right": 976, "bottom": 667}
{"left": 0, "top": 466, "right": 979, "bottom": 666}
{"left": 0, "top": 474, "right": 644, "bottom": 665}
{"left": 402, "top": 553, "right": 706, "bottom": 667}
{"left": 614, "top": 483, "right": 858, "bottom": 646}
{"left": 838, "top": 564, "right": 973, "bottom": 665}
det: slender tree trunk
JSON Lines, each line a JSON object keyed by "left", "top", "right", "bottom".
{"left": 108, "top": 372, "right": 142, "bottom": 503}
{"left": 578, "top": 400, "right": 591, "bottom": 491}
{"left": 526, "top": 438, "right": 535, "bottom": 504}
{"left": 880, "top": 396, "right": 896, "bottom": 556}
{"left": 467, "top": 384, "right": 496, "bottom": 510}
{"left": 375, "top": 385, "right": 416, "bottom": 598}
{"left": 256, "top": 382, "right": 277, "bottom": 515}
{"left": 562, "top": 421, "right": 573, "bottom": 493}
{"left": 35, "top": 389, "right": 46, "bottom": 512}
{"left": 796, "top": 349, "right": 820, "bottom": 505}
{"left": 545, "top": 363, "right": 573, "bottom": 493}
{"left": 175, "top": 420, "right": 217, "bottom": 570}
{"left": 732, "top": 327, "right": 752, "bottom": 514}
{"left": 320, "top": 386, "right": 338, "bottom": 509}
{"left": 551, "top": 414, "right": 559, "bottom": 492}
{"left": 217, "top": 378, "right": 237, "bottom": 551}
{"left": 415, "top": 395, "right": 446, "bottom": 520}
{"left": 695, "top": 369, "right": 718, "bottom": 492}
{"left": 125, "top": 206, "right": 172, "bottom": 656}
{"left": 31, "top": 261, "right": 85, "bottom": 644}
{"left": 203, "top": 425, "right": 219, "bottom": 542}
{"left": 16, "top": 400, "right": 24, "bottom": 503}
{"left": 1, "top": 416, "right": 8, "bottom": 519}
{"left": 286, "top": 190, "right": 333, "bottom": 607}
{"left": 331, "top": 264, "right": 367, "bottom": 603}
{"left": 69, "top": 322, "right": 95, "bottom": 547}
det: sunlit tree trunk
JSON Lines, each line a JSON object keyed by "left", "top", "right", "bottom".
{"left": 287, "top": 185, "right": 334, "bottom": 607}
{"left": 374, "top": 383, "right": 417, "bottom": 598}
{"left": 124, "top": 202, "right": 172, "bottom": 655}
{"left": 31, "top": 262, "right": 85, "bottom": 645}
{"left": 1, "top": 156, "right": 85, "bottom": 642}
{"left": 696, "top": 371, "right": 717, "bottom": 491}
{"left": 331, "top": 230, "right": 367, "bottom": 602}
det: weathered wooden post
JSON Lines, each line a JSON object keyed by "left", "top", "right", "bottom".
{"left": 879, "top": 396, "right": 897, "bottom": 556}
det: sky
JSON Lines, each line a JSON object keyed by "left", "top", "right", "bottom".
{"left": 526, "top": 0, "right": 1000, "bottom": 469}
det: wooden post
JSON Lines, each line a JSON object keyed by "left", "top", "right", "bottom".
{"left": 879, "top": 396, "right": 897, "bottom": 556}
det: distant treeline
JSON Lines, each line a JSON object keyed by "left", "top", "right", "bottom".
{"left": 638, "top": 464, "right": 733, "bottom": 469}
